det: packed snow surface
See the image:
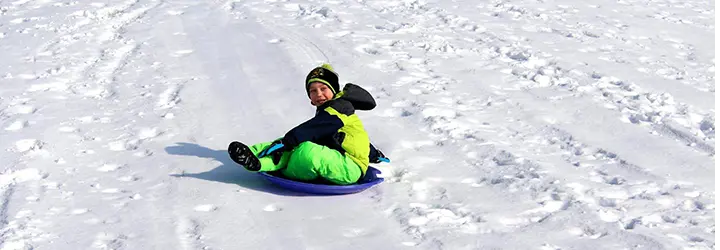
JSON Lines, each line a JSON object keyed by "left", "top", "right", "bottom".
{"left": 0, "top": 0, "right": 714, "bottom": 249}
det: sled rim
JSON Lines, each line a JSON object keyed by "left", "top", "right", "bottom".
{"left": 257, "top": 166, "right": 384, "bottom": 194}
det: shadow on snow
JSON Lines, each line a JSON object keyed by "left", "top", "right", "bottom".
{"left": 165, "top": 142, "right": 329, "bottom": 197}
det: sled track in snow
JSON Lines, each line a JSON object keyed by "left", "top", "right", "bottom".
{"left": 0, "top": 186, "right": 15, "bottom": 247}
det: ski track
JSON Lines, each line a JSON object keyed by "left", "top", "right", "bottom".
{"left": 239, "top": 0, "right": 714, "bottom": 248}
{"left": 0, "top": 0, "right": 713, "bottom": 249}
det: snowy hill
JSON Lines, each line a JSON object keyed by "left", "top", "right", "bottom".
{"left": 0, "top": 0, "right": 714, "bottom": 249}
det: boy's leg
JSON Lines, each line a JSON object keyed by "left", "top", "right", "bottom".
{"left": 230, "top": 141, "right": 290, "bottom": 172}
{"left": 282, "top": 142, "right": 362, "bottom": 185}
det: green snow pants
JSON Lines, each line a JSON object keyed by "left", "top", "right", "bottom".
{"left": 247, "top": 141, "right": 362, "bottom": 185}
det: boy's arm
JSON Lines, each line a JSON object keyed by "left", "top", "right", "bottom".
{"left": 369, "top": 143, "right": 389, "bottom": 163}
{"left": 282, "top": 110, "right": 343, "bottom": 148}
{"left": 369, "top": 143, "right": 380, "bottom": 160}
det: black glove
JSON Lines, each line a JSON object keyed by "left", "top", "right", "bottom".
{"left": 370, "top": 149, "right": 390, "bottom": 163}
{"left": 258, "top": 140, "right": 287, "bottom": 165}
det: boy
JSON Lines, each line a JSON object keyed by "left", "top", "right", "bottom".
{"left": 228, "top": 64, "right": 388, "bottom": 185}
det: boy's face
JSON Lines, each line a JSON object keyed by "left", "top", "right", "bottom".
{"left": 308, "top": 82, "right": 334, "bottom": 106}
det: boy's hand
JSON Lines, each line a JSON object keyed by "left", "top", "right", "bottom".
{"left": 258, "top": 140, "right": 286, "bottom": 165}
{"left": 371, "top": 149, "right": 390, "bottom": 163}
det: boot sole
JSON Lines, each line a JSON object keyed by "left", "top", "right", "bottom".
{"left": 228, "top": 141, "right": 261, "bottom": 171}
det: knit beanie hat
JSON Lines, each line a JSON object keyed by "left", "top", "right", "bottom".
{"left": 305, "top": 63, "right": 340, "bottom": 96}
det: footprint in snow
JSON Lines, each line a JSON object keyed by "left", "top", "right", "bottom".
{"left": 517, "top": 199, "right": 570, "bottom": 220}
{"left": 377, "top": 100, "right": 418, "bottom": 118}
{"left": 57, "top": 126, "right": 79, "bottom": 133}
{"left": 4, "top": 120, "right": 28, "bottom": 131}
{"left": 401, "top": 242, "right": 418, "bottom": 246}
{"left": 157, "top": 86, "right": 181, "bottom": 110}
{"left": 411, "top": 181, "right": 448, "bottom": 201}
{"left": 97, "top": 164, "right": 122, "bottom": 172}
{"left": 117, "top": 174, "right": 140, "bottom": 182}
{"left": 103, "top": 217, "right": 122, "bottom": 225}
{"left": 14, "top": 139, "right": 44, "bottom": 153}
{"left": 71, "top": 208, "right": 89, "bottom": 215}
{"left": 568, "top": 226, "right": 607, "bottom": 239}
{"left": 107, "top": 139, "right": 140, "bottom": 151}
{"left": 341, "top": 228, "right": 369, "bottom": 238}
{"left": 92, "top": 232, "right": 127, "bottom": 249}
{"left": 460, "top": 178, "right": 485, "bottom": 187}
{"left": 101, "top": 188, "right": 124, "bottom": 194}
{"left": 403, "top": 203, "right": 485, "bottom": 236}
{"left": 540, "top": 243, "right": 563, "bottom": 250}
{"left": 14, "top": 210, "right": 33, "bottom": 219}
{"left": 107, "top": 127, "right": 162, "bottom": 152}
{"left": 133, "top": 150, "right": 153, "bottom": 157}
{"left": 48, "top": 207, "right": 67, "bottom": 215}
{"left": 355, "top": 44, "right": 382, "bottom": 55}
{"left": 170, "top": 50, "right": 193, "bottom": 57}
{"left": 378, "top": 107, "right": 414, "bottom": 118}
{"left": 137, "top": 127, "right": 162, "bottom": 139}
{"left": 263, "top": 204, "right": 282, "bottom": 212}
{"left": 167, "top": 10, "right": 184, "bottom": 15}
{"left": 162, "top": 112, "right": 175, "bottom": 120}
{"left": 326, "top": 30, "right": 352, "bottom": 38}
{"left": 79, "top": 149, "right": 96, "bottom": 155}
{"left": 7, "top": 104, "right": 36, "bottom": 114}
{"left": 75, "top": 116, "right": 104, "bottom": 124}
{"left": 194, "top": 204, "right": 217, "bottom": 212}
{"left": 367, "top": 59, "right": 392, "bottom": 71}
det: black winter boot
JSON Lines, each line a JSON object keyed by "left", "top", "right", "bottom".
{"left": 228, "top": 141, "right": 261, "bottom": 171}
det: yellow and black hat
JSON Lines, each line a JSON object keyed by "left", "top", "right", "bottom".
{"left": 305, "top": 63, "right": 340, "bottom": 96}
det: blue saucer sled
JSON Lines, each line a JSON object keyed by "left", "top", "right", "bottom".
{"left": 258, "top": 167, "right": 385, "bottom": 195}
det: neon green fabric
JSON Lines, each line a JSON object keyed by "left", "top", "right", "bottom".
{"left": 320, "top": 63, "right": 334, "bottom": 71}
{"left": 324, "top": 107, "right": 370, "bottom": 174}
{"left": 248, "top": 141, "right": 361, "bottom": 185}
{"left": 247, "top": 141, "right": 290, "bottom": 172}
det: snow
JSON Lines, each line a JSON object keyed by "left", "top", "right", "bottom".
{"left": 0, "top": 0, "right": 715, "bottom": 248}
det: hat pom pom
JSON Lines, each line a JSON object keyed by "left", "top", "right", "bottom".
{"left": 320, "top": 63, "right": 334, "bottom": 71}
